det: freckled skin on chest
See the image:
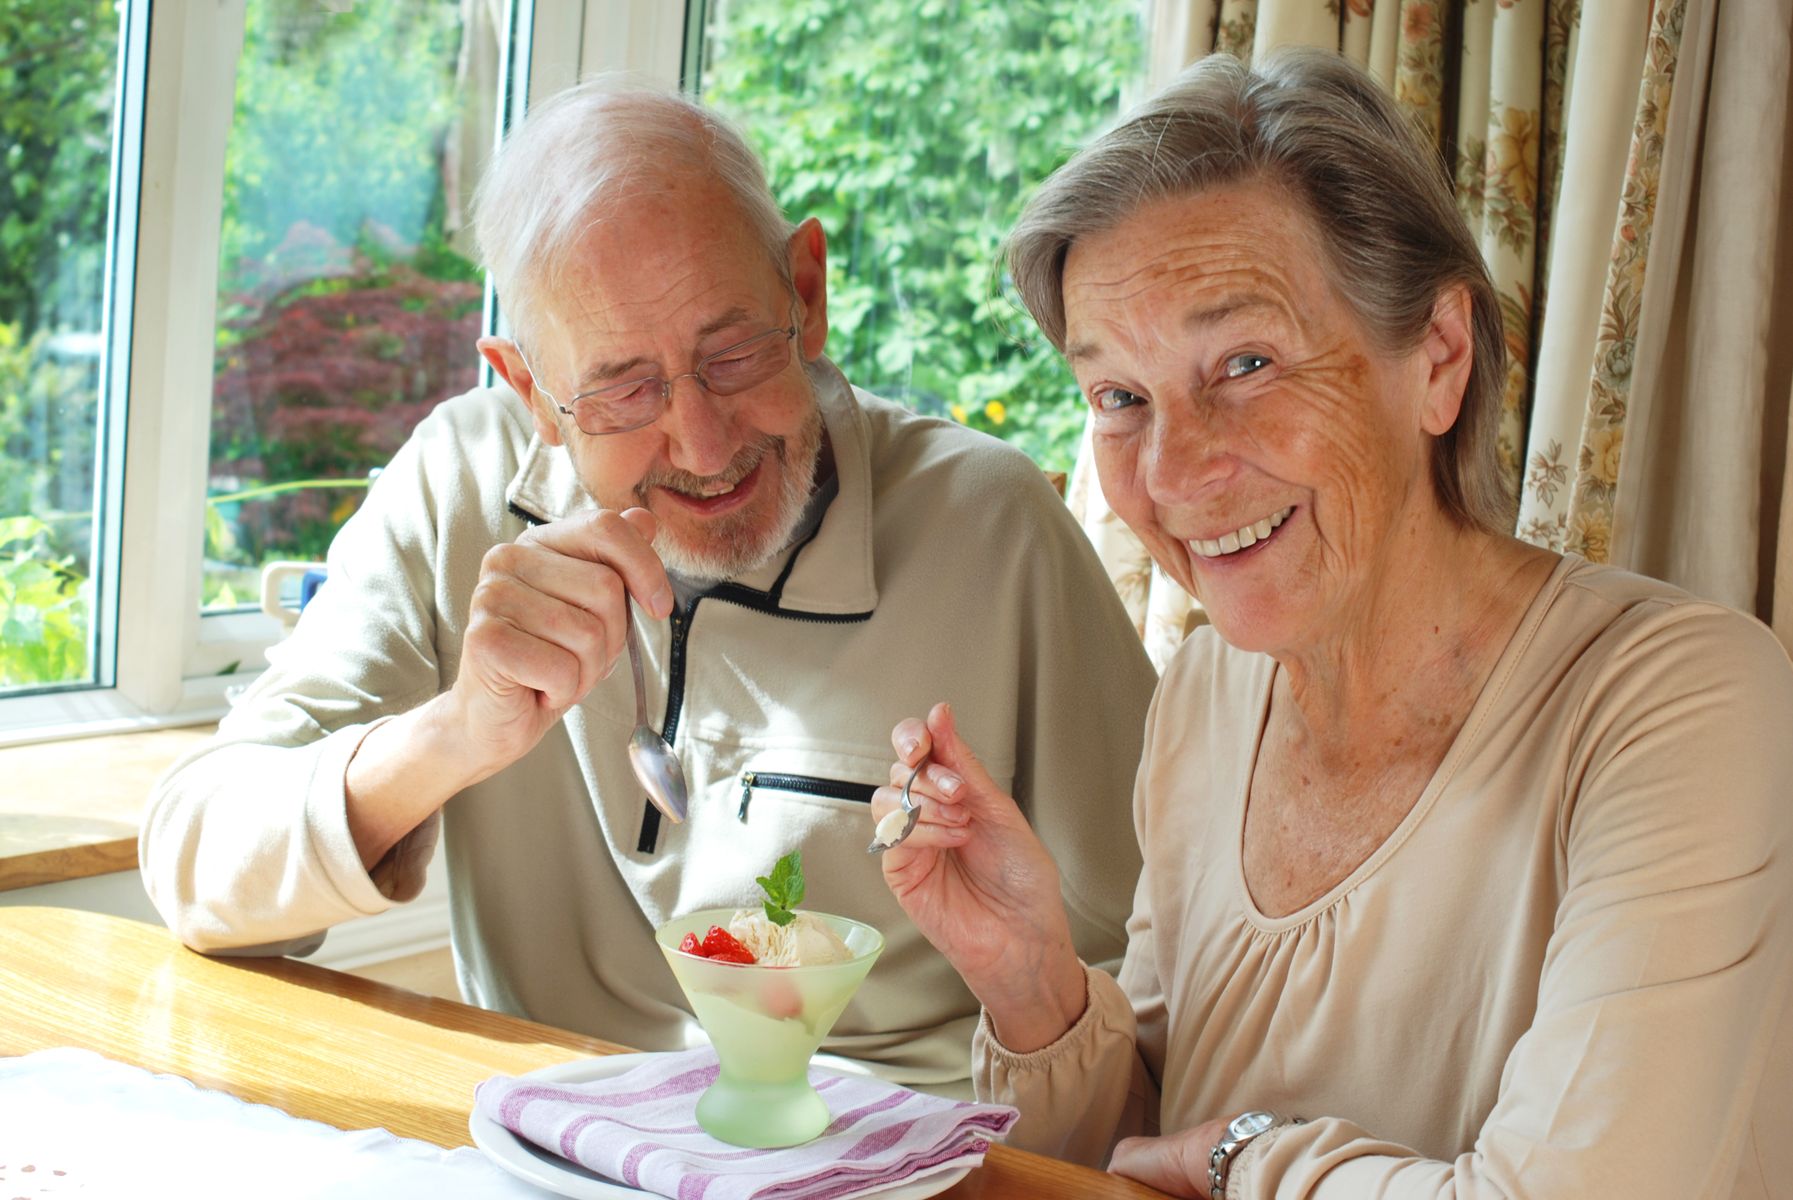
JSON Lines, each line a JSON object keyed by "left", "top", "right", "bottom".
{"left": 1245, "top": 695, "right": 1462, "bottom": 918}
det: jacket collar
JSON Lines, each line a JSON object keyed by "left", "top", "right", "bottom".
{"left": 503, "top": 357, "right": 878, "bottom": 618}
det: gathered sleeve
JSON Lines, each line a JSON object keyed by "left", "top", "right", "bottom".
{"left": 1228, "top": 606, "right": 1793, "bottom": 1199}
{"left": 972, "top": 928, "right": 1166, "bottom": 1164}
{"left": 974, "top": 674, "right": 1175, "bottom": 1165}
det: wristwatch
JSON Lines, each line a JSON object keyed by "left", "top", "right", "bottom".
{"left": 1208, "top": 1110, "right": 1303, "bottom": 1200}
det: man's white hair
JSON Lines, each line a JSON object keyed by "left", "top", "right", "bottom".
{"left": 472, "top": 75, "right": 794, "bottom": 350}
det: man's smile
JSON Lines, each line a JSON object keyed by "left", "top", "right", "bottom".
{"left": 653, "top": 456, "right": 766, "bottom": 518}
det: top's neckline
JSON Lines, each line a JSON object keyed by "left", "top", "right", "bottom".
{"left": 1231, "top": 553, "right": 1579, "bottom": 933}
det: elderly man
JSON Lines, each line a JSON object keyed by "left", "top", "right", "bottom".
{"left": 141, "top": 80, "right": 1154, "bottom": 1093}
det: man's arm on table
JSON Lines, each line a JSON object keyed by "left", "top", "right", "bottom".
{"left": 141, "top": 412, "right": 670, "bottom": 954}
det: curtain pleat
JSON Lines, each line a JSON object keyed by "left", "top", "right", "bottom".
{"left": 1455, "top": 1, "right": 1544, "bottom": 493}
{"left": 1556, "top": 0, "right": 1690, "bottom": 560}
{"left": 1513, "top": 0, "right": 1651, "bottom": 550}
{"left": 1777, "top": 378, "right": 1793, "bottom": 658}
{"left": 1613, "top": 0, "right": 1793, "bottom": 616}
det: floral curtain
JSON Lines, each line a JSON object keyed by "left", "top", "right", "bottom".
{"left": 1075, "top": 0, "right": 1793, "bottom": 668}
{"left": 1612, "top": 0, "right": 1793, "bottom": 649}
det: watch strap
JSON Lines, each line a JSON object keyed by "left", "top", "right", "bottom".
{"left": 1208, "top": 1112, "right": 1304, "bottom": 1199}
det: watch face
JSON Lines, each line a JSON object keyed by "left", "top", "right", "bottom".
{"left": 1230, "top": 1111, "right": 1277, "bottom": 1139}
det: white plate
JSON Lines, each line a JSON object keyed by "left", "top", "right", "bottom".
{"left": 469, "top": 1054, "right": 973, "bottom": 1200}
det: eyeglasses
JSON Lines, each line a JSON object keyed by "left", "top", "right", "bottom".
{"left": 525, "top": 320, "right": 800, "bottom": 437}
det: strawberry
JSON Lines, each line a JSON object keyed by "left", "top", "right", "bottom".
{"left": 700, "top": 925, "right": 757, "bottom": 964}
{"left": 677, "top": 931, "right": 703, "bottom": 957}
{"left": 759, "top": 974, "right": 803, "bottom": 1021}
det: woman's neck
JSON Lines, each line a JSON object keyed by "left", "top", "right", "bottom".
{"left": 1274, "top": 516, "right": 1557, "bottom": 774}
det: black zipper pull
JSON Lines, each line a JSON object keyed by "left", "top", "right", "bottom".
{"left": 738, "top": 771, "right": 756, "bottom": 821}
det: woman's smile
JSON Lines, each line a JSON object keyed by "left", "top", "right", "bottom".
{"left": 1187, "top": 504, "right": 1296, "bottom": 560}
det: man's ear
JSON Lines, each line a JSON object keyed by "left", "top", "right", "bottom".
{"left": 788, "top": 217, "right": 829, "bottom": 361}
{"left": 1419, "top": 283, "right": 1476, "bottom": 438}
{"left": 479, "top": 335, "right": 564, "bottom": 448}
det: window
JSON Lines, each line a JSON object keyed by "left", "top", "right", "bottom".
{"left": 201, "top": 1, "right": 493, "bottom": 612}
{"left": 0, "top": 0, "right": 686, "bottom": 743}
{"left": 0, "top": 0, "right": 126, "bottom": 693}
{"left": 698, "top": 0, "right": 1145, "bottom": 473}
{"left": 0, "top": 0, "right": 1137, "bottom": 742}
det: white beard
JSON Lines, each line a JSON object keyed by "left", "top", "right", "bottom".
{"left": 645, "top": 402, "right": 825, "bottom": 585}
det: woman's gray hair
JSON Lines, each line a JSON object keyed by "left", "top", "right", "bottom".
{"left": 473, "top": 76, "right": 794, "bottom": 349}
{"left": 1008, "top": 49, "right": 1513, "bottom": 533}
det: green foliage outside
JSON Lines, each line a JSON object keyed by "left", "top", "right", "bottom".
{"left": 215, "top": 0, "right": 466, "bottom": 289}
{"left": 0, "top": 0, "right": 116, "bottom": 334}
{"left": 201, "top": 0, "right": 478, "bottom": 607}
{"left": 702, "top": 0, "right": 1143, "bottom": 471}
{"left": 2, "top": 0, "right": 1145, "bottom": 690}
{"left": 0, "top": 0, "right": 116, "bottom": 689}
{"left": 0, "top": 515, "right": 89, "bottom": 688}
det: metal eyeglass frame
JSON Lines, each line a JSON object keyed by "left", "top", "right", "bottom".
{"left": 519, "top": 315, "right": 801, "bottom": 437}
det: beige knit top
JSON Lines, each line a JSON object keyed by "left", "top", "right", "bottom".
{"left": 976, "top": 556, "right": 1793, "bottom": 1199}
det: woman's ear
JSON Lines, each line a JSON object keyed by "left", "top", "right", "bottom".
{"left": 480, "top": 335, "right": 564, "bottom": 447}
{"left": 1419, "top": 283, "right": 1476, "bottom": 437}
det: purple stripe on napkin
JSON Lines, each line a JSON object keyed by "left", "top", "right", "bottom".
{"left": 821, "top": 1088, "right": 911, "bottom": 1138}
{"left": 475, "top": 1049, "right": 1018, "bottom": 1200}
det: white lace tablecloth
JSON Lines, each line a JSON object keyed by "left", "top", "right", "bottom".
{"left": 0, "top": 1048, "right": 550, "bottom": 1197}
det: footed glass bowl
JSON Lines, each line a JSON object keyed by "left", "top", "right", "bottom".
{"left": 655, "top": 907, "right": 883, "bottom": 1148}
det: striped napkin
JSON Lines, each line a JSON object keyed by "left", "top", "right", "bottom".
{"left": 474, "top": 1049, "right": 1018, "bottom": 1200}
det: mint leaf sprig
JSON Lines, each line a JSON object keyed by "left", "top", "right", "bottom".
{"left": 756, "top": 849, "right": 806, "bottom": 927}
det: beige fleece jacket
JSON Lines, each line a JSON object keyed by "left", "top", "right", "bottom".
{"left": 142, "top": 361, "right": 1157, "bottom": 1090}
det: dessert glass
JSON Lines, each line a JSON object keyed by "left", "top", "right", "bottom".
{"left": 655, "top": 906, "right": 883, "bottom": 1147}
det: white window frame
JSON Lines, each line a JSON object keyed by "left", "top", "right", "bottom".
{"left": 0, "top": 0, "right": 690, "bottom": 747}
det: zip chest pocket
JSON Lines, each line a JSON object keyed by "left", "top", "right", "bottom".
{"left": 737, "top": 771, "right": 879, "bottom": 821}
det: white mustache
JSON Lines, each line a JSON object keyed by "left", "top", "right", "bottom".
{"left": 640, "top": 437, "right": 779, "bottom": 499}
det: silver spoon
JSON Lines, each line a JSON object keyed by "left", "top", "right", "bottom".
{"left": 866, "top": 762, "right": 922, "bottom": 854}
{"left": 624, "top": 601, "right": 688, "bottom": 824}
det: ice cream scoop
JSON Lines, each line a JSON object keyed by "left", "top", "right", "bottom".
{"left": 728, "top": 910, "right": 853, "bottom": 967}
{"left": 866, "top": 762, "right": 922, "bottom": 853}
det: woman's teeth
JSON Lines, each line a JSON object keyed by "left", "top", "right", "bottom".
{"left": 1190, "top": 506, "right": 1293, "bottom": 559}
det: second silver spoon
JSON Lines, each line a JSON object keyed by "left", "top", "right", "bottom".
{"left": 866, "top": 763, "right": 922, "bottom": 854}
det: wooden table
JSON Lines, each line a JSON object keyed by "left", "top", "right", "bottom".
{"left": 0, "top": 907, "right": 1166, "bottom": 1198}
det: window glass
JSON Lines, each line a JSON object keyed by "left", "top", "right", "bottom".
{"left": 0, "top": 0, "right": 122, "bottom": 691}
{"left": 203, "top": 0, "right": 499, "bottom": 609}
{"left": 699, "top": 0, "right": 1144, "bottom": 472}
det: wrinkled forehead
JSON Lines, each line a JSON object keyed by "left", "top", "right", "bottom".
{"left": 1060, "top": 185, "right": 1335, "bottom": 341}
{"left": 534, "top": 184, "right": 789, "bottom": 355}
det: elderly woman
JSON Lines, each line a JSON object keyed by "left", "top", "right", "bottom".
{"left": 872, "top": 49, "right": 1793, "bottom": 1200}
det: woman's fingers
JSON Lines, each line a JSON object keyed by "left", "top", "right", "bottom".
{"left": 884, "top": 758, "right": 965, "bottom": 799}
{"left": 924, "top": 702, "right": 1002, "bottom": 800}
{"left": 1108, "top": 1127, "right": 1218, "bottom": 1200}
{"left": 890, "top": 716, "right": 932, "bottom": 766}
{"left": 869, "top": 783, "right": 969, "bottom": 827}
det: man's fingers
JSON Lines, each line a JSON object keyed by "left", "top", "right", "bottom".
{"left": 464, "top": 605, "right": 591, "bottom": 711}
{"left": 470, "top": 573, "right": 614, "bottom": 703}
{"left": 482, "top": 542, "right": 629, "bottom": 664}
{"left": 618, "top": 506, "right": 657, "bottom": 542}
{"left": 522, "top": 508, "right": 674, "bottom": 620}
